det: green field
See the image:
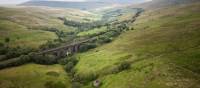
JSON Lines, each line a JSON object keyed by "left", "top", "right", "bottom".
{"left": 77, "top": 27, "right": 108, "bottom": 37}
{"left": 0, "top": 64, "right": 71, "bottom": 88}
{"left": 75, "top": 3, "right": 200, "bottom": 88}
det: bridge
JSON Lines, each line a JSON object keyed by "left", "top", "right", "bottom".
{"left": 38, "top": 37, "right": 97, "bottom": 58}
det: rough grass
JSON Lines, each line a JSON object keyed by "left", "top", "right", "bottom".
{"left": 0, "top": 6, "right": 97, "bottom": 29}
{"left": 0, "top": 20, "right": 57, "bottom": 48}
{"left": 75, "top": 3, "right": 200, "bottom": 88}
{"left": 0, "top": 6, "right": 103, "bottom": 48}
{"left": 0, "top": 64, "right": 71, "bottom": 88}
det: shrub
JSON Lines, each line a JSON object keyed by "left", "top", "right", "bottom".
{"left": 0, "top": 57, "right": 30, "bottom": 69}
{"left": 58, "top": 56, "right": 78, "bottom": 65}
{"left": 45, "top": 81, "right": 65, "bottom": 88}
{"left": 40, "top": 41, "right": 60, "bottom": 50}
{"left": 110, "top": 61, "right": 131, "bottom": 74}
{"left": 131, "top": 27, "right": 135, "bottom": 30}
{"left": 5, "top": 47, "right": 33, "bottom": 59}
{"left": 5, "top": 48, "right": 19, "bottom": 59}
{"left": 74, "top": 73, "right": 98, "bottom": 84}
{"left": 68, "top": 56, "right": 78, "bottom": 65}
{"left": 58, "top": 58, "right": 68, "bottom": 65}
{"left": 118, "top": 61, "right": 131, "bottom": 71}
{"left": 19, "top": 55, "right": 31, "bottom": 63}
{"left": 97, "top": 37, "right": 112, "bottom": 44}
{"left": 0, "top": 55, "right": 7, "bottom": 61}
{"left": 72, "top": 82, "right": 82, "bottom": 88}
{"left": 79, "top": 43, "right": 97, "bottom": 52}
{"left": 0, "top": 46, "right": 7, "bottom": 55}
{"left": 64, "top": 61, "right": 74, "bottom": 72}
{"left": 0, "top": 43, "right": 4, "bottom": 47}
{"left": 0, "top": 53, "right": 58, "bottom": 69}
{"left": 5, "top": 37, "right": 10, "bottom": 43}
{"left": 37, "top": 55, "right": 56, "bottom": 65}
{"left": 29, "top": 53, "right": 57, "bottom": 65}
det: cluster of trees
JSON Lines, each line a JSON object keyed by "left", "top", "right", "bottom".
{"left": 63, "top": 19, "right": 104, "bottom": 31}
{"left": 39, "top": 27, "right": 78, "bottom": 51}
{"left": 5, "top": 47, "right": 33, "bottom": 59}
{"left": 111, "top": 61, "right": 131, "bottom": 74}
{"left": 58, "top": 56, "right": 87, "bottom": 88}
{"left": 44, "top": 28, "right": 73, "bottom": 42}
{"left": 42, "top": 27, "right": 76, "bottom": 42}
{"left": 61, "top": 59, "right": 98, "bottom": 86}
{"left": 0, "top": 52, "right": 59, "bottom": 69}
{"left": 79, "top": 43, "right": 97, "bottom": 52}
{"left": 0, "top": 55, "right": 31, "bottom": 69}
{"left": 59, "top": 56, "right": 78, "bottom": 73}
{"left": 29, "top": 53, "right": 57, "bottom": 65}
{"left": 40, "top": 40, "right": 61, "bottom": 50}
{"left": 0, "top": 43, "right": 34, "bottom": 61}
{"left": 0, "top": 43, "right": 7, "bottom": 55}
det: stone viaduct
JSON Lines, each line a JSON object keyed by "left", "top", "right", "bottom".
{"left": 38, "top": 37, "right": 96, "bottom": 58}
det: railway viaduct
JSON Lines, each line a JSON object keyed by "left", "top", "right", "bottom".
{"left": 38, "top": 37, "right": 96, "bottom": 58}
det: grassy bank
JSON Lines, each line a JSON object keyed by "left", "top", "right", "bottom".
{"left": 0, "top": 64, "right": 71, "bottom": 88}
{"left": 75, "top": 3, "right": 200, "bottom": 88}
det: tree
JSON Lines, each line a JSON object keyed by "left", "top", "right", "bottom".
{"left": 45, "top": 81, "right": 66, "bottom": 88}
{"left": 19, "top": 55, "right": 31, "bottom": 63}
{"left": 28, "top": 52, "right": 58, "bottom": 65}
{"left": 72, "top": 82, "right": 82, "bottom": 88}
{"left": 64, "top": 61, "right": 74, "bottom": 72}
{"left": 118, "top": 61, "right": 131, "bottom": 71}
{"left": 5, "top": 37, "right": 10, "bottom": 43}
{"left": 0, "top": 42, "right": 4, "bottom": 47}
{"left": 0, "top": 45, "right": 7, "bottom": 55}
{"left": 79, "top": 43, "right": 97, "bottom": 52}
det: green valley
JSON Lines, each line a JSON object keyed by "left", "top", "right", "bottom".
{"left": 0, "top": 0, "right": 200, "bottom": 88}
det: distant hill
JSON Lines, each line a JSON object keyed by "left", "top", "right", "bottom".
{"left": 132, "top": 0, "right": 200, "bottom": 9}
{"left": 90, "top": 0, "right": 148, "bottom": 4}
{"left": 20, "top": 1, "right": 112, "bottom": 10}
{"left": 20, "top": 0, "right": 149, "bottom": 10}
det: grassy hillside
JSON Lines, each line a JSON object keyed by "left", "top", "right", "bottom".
{"left": 0, "top": 6, "right": 98, "bottom": 48}
{"left": 0, "top": 64, "right": 71, "bottom": 88}
{"left": 0, "top": 6, "right": 99, "bottom": 87}
{"left": 0, "top": 20, "right": 57, "bottom": 48}
{"left": 132, "top": 0, "right": 200, "bottom": 9}
{"left": 74, "top": 3, "right": 200, "bottom": 88}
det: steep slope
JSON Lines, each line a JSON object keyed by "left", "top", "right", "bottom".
{"left": 74, "top": 2, "right": 200, "bottom": 88}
